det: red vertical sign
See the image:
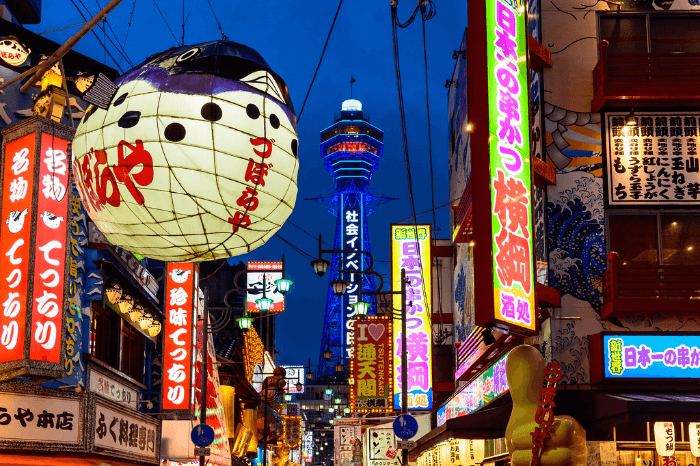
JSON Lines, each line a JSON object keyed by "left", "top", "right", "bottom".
{"left": 162, "top": 262, "right": 196, "bottom": 411}
{"left": 351, "top": 316, "right": 393, "bottom": 413}
{"left": 29, "top": 134, "right": 70, "bottom": 362}
{"left": 0, "top": 133, "right": 36, "bottom": 363}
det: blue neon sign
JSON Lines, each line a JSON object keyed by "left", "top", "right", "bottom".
{"left": 603, "top": 334, "right": 700, "bottom": 379}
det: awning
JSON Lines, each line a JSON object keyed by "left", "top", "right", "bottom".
{"left": 0, "top": 453, "right": 155, "bottom": 466}
{"left": 554, "top": 390, "right": 700, "bottom": 430}
{"left": 409, "top": 401, "right": 512, "bottom": 459}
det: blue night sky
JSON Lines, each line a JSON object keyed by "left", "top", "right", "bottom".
{"left": 27, "top": 0, "right": 467, "bottom": 371}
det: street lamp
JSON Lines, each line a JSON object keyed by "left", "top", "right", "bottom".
{"left": 275, "top": 278, "right": 293, "bottom": 294}
{"left": 334, "top": 363, "right": 344, "bottom": 373}
{"left": 325, "top": 388, "right": 333, "bottom": 396}
{"left": 237, "top": 312, "right": 253, "bottom": 331}
{"left": 311, "top": 257, "right": 331, "bottom": 277}
{"left": 330, "top": 279, "right": 349, "bottom": 296}
{"left": 256, "top": 297, "right": 274, "bottom": 312}
{"left": 296, "top": 382, "right": 303, "bottom": 392}
{"left": 351, "top": 300, "right": 370, "bottom": 317}
{"left": 323, "top": 349, "right": 333, "bottom": 361}
{"left": 285, "top": 394, "right": 293, "bottom": 402}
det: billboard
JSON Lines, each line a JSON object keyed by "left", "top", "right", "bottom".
{"left": 161, "top": 262, "right": 198, "bottom": 413}
{"left": 391, "top": 224, "right": 432, "bottom": 410}
{"left": 247, "top": 261, "right": 285, "bottom": 313}
{"left": 351, "top": 317, "right": 393, "bottom": 413}
{"left": 0, "top": 120, "right": 74, "bottom": 381}
{"left": 603, "top": 334, "right": 700, "bottom": 379}
{"left": 281, "top": 365, "right": 305, "bottom": 393}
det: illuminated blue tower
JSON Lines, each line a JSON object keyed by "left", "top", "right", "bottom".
{"left": 312, "top": 99, "right": 392, "bottom": 378}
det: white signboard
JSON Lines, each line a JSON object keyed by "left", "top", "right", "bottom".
{"left": 0, "top": 392, "right": 81, "bottom": 444}
{"left": 367, "top": 427, "right": 400, "bottom": 466}
{"left": 282, "top": 365, "right": 305, "bottom": 393}
{"left": 247, "top": 262, "right": 284, "bottom": 312}
{"left": 90, "top": 369, "right": 139, "bottom": 407}
{"left": 606, "top": 112, "right": 700, "bottom": 205}
{"left": 94, "top": 401, "right": 159, "bottom": 460}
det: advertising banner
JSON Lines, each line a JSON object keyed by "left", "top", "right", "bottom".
{"left": 247, "top": 262, "right": 285, "bottom": 313}
{"left": 351, "top": 317, "right": 392, "bottom": 413}
{"left": 391, "top": 224, "right": 432, "bottom": 410}
{"left": 603, "top": 334, "right": 700, "bottom": 379}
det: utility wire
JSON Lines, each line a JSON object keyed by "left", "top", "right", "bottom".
{"left": 39, "top": 21, "right": 87, "bottom": 35}
{"left": 297, "top": 0, "right": 343, "bottom": 122}
{"left": 69, "top": 0, "right": 125, "bottom": 73}
{"left": 119, "top": 0, "right": 137, "bottom": 67}
{"left": 420, "top": 3, "right": 437, "bottom": 237}
{"left": 207, "top": 0, "right": 228, "bottom": 40}
{"left": 150, "top": 0, "right": 180, "bottom": 46}
{"left": 85, "top": 0, "right": 134, "bottom": 67}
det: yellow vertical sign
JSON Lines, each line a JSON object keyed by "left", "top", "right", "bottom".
{"left": 391, "top": 224, "right": 432, "bottom": 410}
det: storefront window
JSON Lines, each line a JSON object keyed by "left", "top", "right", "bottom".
{"left": 619, "top": 451, "right": 700, "bottom": 466}
{"left": 661, "top": 215, "right": 700, "bottom": 265}
{"left": 608, "top": 214, "right": 659, "bottom": 264}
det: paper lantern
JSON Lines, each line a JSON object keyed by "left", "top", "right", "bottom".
{"left": 147, "top": 320, "right": 161, "bottom": 337}
{"left": 116, "top": 293, "right": 134, "bottom": 315}
{"left": 104, "top": 281, "right": 123, "bottom": 304}
{"left": 129, "top": 303, "right": 145, "bottom": 322}
{"left": 690, "top": 422, "right": 700, "bottom": 457}
{"left": 448, "top": 439, "right": 467, "bottom": 466}
{"left": 138, "top": 313, "right": 153, "bottom": 330}
{"left": 654, "top": 422, "right": 675, "bottom": 457}
{"left": 467, "top": 439, "right": 485, "bottom": 465}
{"left": 72, "top": 40, "right": 299, "bottom": 262}
{"left": 437, "top": 442, "right": 451, "bottom": 466}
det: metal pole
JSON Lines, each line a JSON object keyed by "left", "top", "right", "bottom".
{"left": 400, "top": 268, "right": 408, "bottom": 466}
{"left": 263, "top": 378, "right": 268, "bottom": 466}
{"left": 200, "top": 287, "right": 209, "bottom": 466}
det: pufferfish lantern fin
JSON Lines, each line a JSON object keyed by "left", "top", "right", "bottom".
{"left": 83, "top": 73, "right": 118, "bottom": 109}
{"left": 241, "top": 71, "right": 286, "bottom": 105}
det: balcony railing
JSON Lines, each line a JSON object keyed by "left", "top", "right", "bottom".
{"left": 601, "top": 251, "right": 700, "bottom": 319}
{"left": 591, "top": 40, "right": 700, "bottom": 112}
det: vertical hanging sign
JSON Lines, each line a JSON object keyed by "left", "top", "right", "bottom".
{"left": 30, "top": 133, "right": 71, "bottom": 363}
{"left": 391, "top": 224, "right": 432, "bottom": 410}
{"left": 351, "top": 316, "right": 393, "bottom": 413}
{"left": 0, "top": 133, "right": 36, "bottom": 364}
{"left": 486, "top": 0, "right": 536, "bottom": 333}
{"left": 162, "top": 262, "right": 197, "bottom": 413}
{"left": 0, "top": 118, "right": 74, "bottom": 381}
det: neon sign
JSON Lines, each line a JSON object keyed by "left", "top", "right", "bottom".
{"left": 486, "top": 0, "right": 535, "bottom": 332}
{"left": 604, "top": 334, "right": 700, "bottom": 379}
{"left": 437, "top": 352, "right": 509, "bottom": 426}
{"left": 391, "top": 224, "right": 432, "bottom": 410}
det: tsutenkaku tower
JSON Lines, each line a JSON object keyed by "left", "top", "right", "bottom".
{"left": 312, "top": 99, "right": 392, "bottom": 378}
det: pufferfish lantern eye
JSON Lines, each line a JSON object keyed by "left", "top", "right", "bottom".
{"left": 176, "top": 47, "right": 200, "bottom": 63}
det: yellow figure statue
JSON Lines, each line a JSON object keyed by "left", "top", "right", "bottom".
{"left": 505, "top": 345, "right": 586, "bottom": 466}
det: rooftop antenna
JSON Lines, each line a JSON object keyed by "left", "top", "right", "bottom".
{"left": 350, "top": 76, "right": 356, "bottom": 99}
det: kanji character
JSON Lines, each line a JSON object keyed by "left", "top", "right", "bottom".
{"left": 147, "top": 429, "right": 156, "bottom": 451}
{"left": 494, "top": 227, "right": 532, "bottom": 293}
{"left": 345, "top": 210, "right": 359, "bottom": 222}
{"left": 346, "top": 223, "right": 359, "bottom": 236}
{"left": 9, "top": 177, "right": 28, "bottom": 202}
{"left": 169, "top": 308, "right": 188, "bottom": 326}
{"left": 129, "top": 423, "right": 139, "bottom": 447}
{"left": 497, "top": 92, "right": 523, "bottom": 146}
{"left": 495, "top": 28, "right": 518, "bottom": 61}
{"left": 357, "top": 360, "right": 376, "bottom": 379}
{"left": 14, "top": 407, "right": 33, "bottom": 427}
{"left": 493, "top": 169, "right": 529, "bottom": 237}
{"left": 119, "top": 419, "right": 129, "bottom": 445}
{"left": 407, "top": 362, "right": 431, "bottom": 390}
{"left": 42, "top": 174, "right": 66, "bottom": 201}
{"left": 357, "top": 379, "right": 377, "bottom": 397}
{"left": 406, "top": 332, "right": 429, "bottom": 361}
{"left": 400, "top": 256, "right": 421, "bottom": 270}
{"left": 356, "top": 344, "right": 377, "bottom": 361}
{"left": 637, "top": 345, "right": 652, "bottom": 369}
{"left": 496, "top": 0, "right": 516, "bottom": 36}
{"left": 54, "top": 411, "right": 74, "bottom": 430}
{"left": 516, "top": 298, "right": 531, "bottom": 325}
{"left": 139, "top": 425, "right": 147, "bottom": 451}
{"left": 36, "top": 410, "right": 55, "bottom": 429}
{"left": 169, "top": 287, "right": 188, "bottom": 306}
{"left": 501, "top": 292, "right": 516, "bottom": 320}
{"left": 12, "top": 148, "right": 30, "bottom": 175}
{"left": 678, "top": 345, "right": 691, "bottom": 368}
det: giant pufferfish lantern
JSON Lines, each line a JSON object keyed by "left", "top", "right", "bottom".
{"left": 72, "top": 40, "right": 299, "bottom": 262}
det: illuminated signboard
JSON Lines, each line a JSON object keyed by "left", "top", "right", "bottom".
{"left": 342, "top": 195, "right": 366, "bottom": 360}
{"left": 247, "top": 262, "right": 284, "bottom": 313}
{"left": 161, "top": 262, "right": 198, "bottom": 412}
{"left": 603, "top": 334, "right": 700, "bottom": 379}
{"left": 351, "top": 316, "right": 393, "bottom": 413}
{"left": 0, "top": 121, "right": 74, "bottom": 381}
{"left": 486, "top": 0, "right": 536, "bottom": 333}
{"left": 281, "top": 365, "right": 305, "bottom": 393}
{"left": 391, "top": 224, "right": 432, "bottom": 410}
{"left": 437, "top": 352, "right": 509, "bottom": 426}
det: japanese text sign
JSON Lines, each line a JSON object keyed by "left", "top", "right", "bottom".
{"left": 284, "top": 415, "right": 302, "bottom": 448}
{"left": 342, "top": 197, "right": 367, "bottom": 360}
{"left": 530, "top": 362, "right": 562, "bottom": 466}
{"left": 247, "top": 262, "right": 284, "bottom": 312}
{"left": 0, "top": 391, "right": 81, "bottom": 444}
{"left": 351, "top": 317, "right": 393, "bottom": 413}
{"left": 93, "top": 400, "right": 159, "bottom": 461}
{"left": 437, "top": 352, "right": 509, "bottom": 426}
{"left": 1, "top": 124, "right": 73, "bottom": 380}
{"left": 368, "top": 427, "right": 400, "bottom": 466}
{"left": 391, "top": 224, "right": 432, "bottom": 410}
{"left": 281, "top": 365, "right": 305, "bottom": 393}
{"left": 603, "top": 334, "right": 700, "bottom": 379}
{"left": 654, "top": 422, "right": 675, "bottom": 457}
{"left": 162, "top": 262, "right": 197, "bottom": 411}
{"left": 486, "top": 0, "right": 536, "bottom": 333}
{"left": 1, "top": 133, "right": 36, "bottom": 364}
{"left": 335, "top": 419, "right": 361, "bottom": 453}
{"left": 606, "top": 112, "right": 700, "bottom": 205}
{"left": 689, "top": 422, "right": 700, "bottom": 457}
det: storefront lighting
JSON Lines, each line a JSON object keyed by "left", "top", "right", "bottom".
{"left": 330, "top": 279, "right": 349, "bottom": 297}
{"left": 310, "top": 258, "right": 331, "bottom": 278}
{"left": 129, "top": 303, "right": 145, "bottom": 322}
{"left": 296, "top": 382, "right": 303, "bottom": 392}
{"left": 238, "top": 313, "right": 253, "bottom": 331}
{"left": 306, "top": 372, "right": 313, "bottom": 381}
{"left": 256, "top": 297, "right": 273, "bottom": 311}
{"left": 334, "top": 363, "right": 345, "bottom": 373}
{"left": 285, "top": 394, "right": 292, "bottom": 402}
{"left": 275, "top": 278, "right": 293, "bottom": 295}
{"left": 334, "top": 398, "right": 341, "bottom": 405}
{"left": 116, "top": 294, "right": 134, "bottom": 315}
{"left": 325, "top": 388, "right": 333, "bottom": 396}
{"left": 328, "top": 407, "right": 334, "bottom": 413}
{"left": 104, "top": 281, "right": 122, "bottom": 304}
{"left": 352, "top": 300, "right": 370, "bottom": 316}
{"left": 138, "top": 314, "right": 153, "bottom": 330}
{"left": 625, "top": 109, "right": 637, "bottom": 126}
{"left": 323, "top": 349, "right": 333, "bottom": 361}
{"left": 344, "top": 407, "right": 350, "bottom": 414}
{"left": 147, "top": 320, "right": 161, "bottom": 337}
